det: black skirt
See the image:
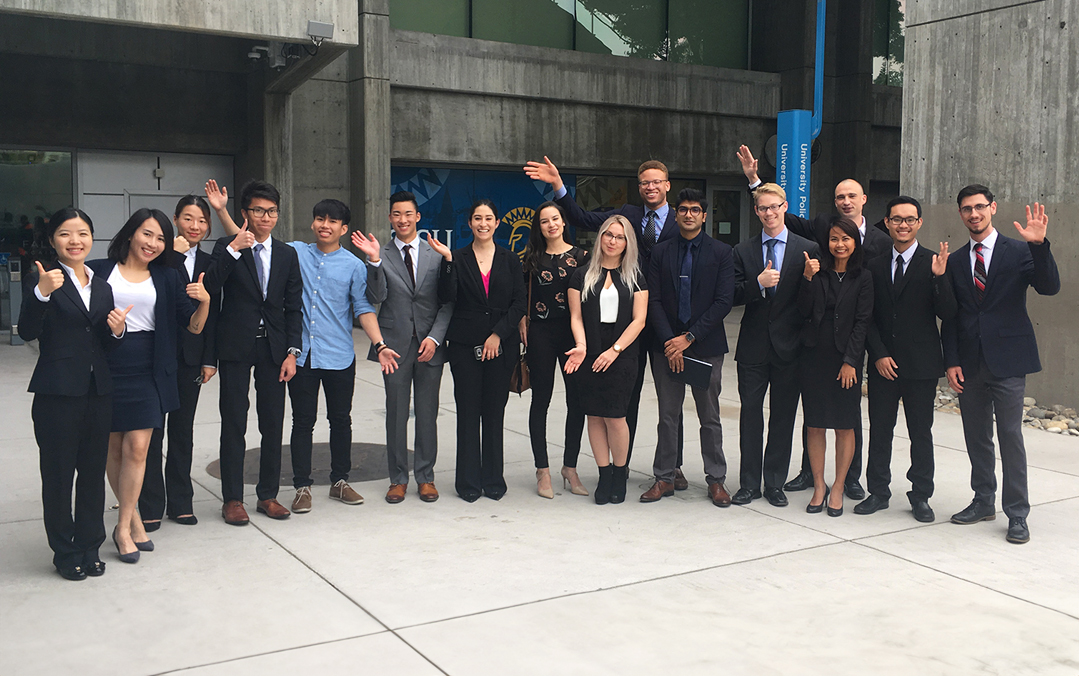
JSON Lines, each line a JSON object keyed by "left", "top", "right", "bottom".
{"left": 799, "top": 316, "right": 862, "bottom": 430}
{"left": 107, "top": 331, "right": 163, "bottom": 432}
{"left": 576, "top": 323, "right": 636, "bottom": 418}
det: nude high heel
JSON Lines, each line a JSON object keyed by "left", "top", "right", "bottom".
{"left": 560, "top": 466, "right": 589, "bottom": 496}
{"left": 536, "top": 468, "right": 554, "bottom": 499}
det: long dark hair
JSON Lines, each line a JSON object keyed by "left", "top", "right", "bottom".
{"left": 108, "top": 208, "right": 174, "bottom": 266}
{"left": 522, "top": 201, "right": 571, "bottom": 274}
{"left": 32, "top": 207, "right": 94, "bottom": 264}
{"left": 822, "top": 217, "right": 864, "bottom": 274}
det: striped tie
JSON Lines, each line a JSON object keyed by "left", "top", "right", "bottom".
{"left": 973, "top": 242, "right": 987, "bottom": 302}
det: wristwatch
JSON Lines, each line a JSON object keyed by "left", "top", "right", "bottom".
{"left": 287, "top": 347, "right": 301, "bottom": 358}
{"left": 612, "top": 344, "right": 623, "bottom": 353}
{"left": 684, "top": 332, "right": 696, "bottom": 344}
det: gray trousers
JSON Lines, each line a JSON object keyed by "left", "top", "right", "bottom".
{"left": 957, "top": 358, "right": 1029, "bottom": 519}
{"left": 651, "top": 351, "right": 727, "bottom": 485}
{"left": 385, "top": 337, "right": 445, "bottom": 485}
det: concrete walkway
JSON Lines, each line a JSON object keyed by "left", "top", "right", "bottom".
{"left": 2, "top": 310, "right": 1078, "bottom": 675}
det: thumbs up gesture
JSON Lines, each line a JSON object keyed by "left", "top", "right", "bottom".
{"left": 802, "top": 251, "right": 820, "bottom": 280}
{"left": 108, "top": 304, "right": 134, "bottom": 338}
{"left": 231, "top": 219, "right": 255, "bottom": 251}
{"left": 187, "top": 272, "right": 209, "bottom": 303}
{"left": 757, "top": 259, "right": 781, "bottom": 289}
{"left": 35, "top": 261, "right": 66, "bottom": 297}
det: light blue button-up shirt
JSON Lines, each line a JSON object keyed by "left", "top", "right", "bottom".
{"left": 289, "top": 242, "right": 376, "bottom": 370}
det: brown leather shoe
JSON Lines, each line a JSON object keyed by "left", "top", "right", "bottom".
{"left": 386, "top": 484, "right": 407, "bottom": 504}
{"left": 222, "top": 500, "right": 249, "bottom": 526}
{"left": 256, "top": 498, "right": 291, "bottom": 520}
{"left": 418, "top": 482, "right": 439, "bottom": 502}
{"left": 640, "top": 480, "right": 675, "bottom": 503}
{"left": 709, "top": 483, "right": 732, "bottom": 507}
{"left": 673, "top": 468, "right": 689, "bottom": 491}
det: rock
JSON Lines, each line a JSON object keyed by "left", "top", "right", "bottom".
{"left": 1070, "top": 429, "right": 1079, "bottom": 436}
{"left": 1070, "top": 421, "right": 1079, "bottom": 431}
{"left": 1027, "top": 408, "right": 1046, "bottom": 420}
{"left": 1046, "top": 420, "right": 1068, "bottom": 430}
{"left": 1065, "top": 408, "right": 1077, "bottom": 418}
{"left": 1024, "top": 397, "right": 1037, "bottom": 407}
{"left": 1052, "top": 404, "right": 1065, "bottom": 414}
{"left": 1047, "top": 427, "right": 1062, "bottom": 434}
{"left": 1053, "top": 415, "right": 1067, "bottom": 422}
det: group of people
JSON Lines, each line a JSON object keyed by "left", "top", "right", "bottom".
{"left": 23, "top": 148, "right": 1059, "bottom": 581}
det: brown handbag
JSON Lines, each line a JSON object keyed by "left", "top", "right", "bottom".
{"left": 510, "top": 276, "right": 532, "bottom": 395}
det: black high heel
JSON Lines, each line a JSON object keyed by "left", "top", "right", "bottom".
{"left": 595, "top": 465, "right": 613, "bottom": 505}
{"left": 112, "top": 527, "right": 140, "bottom": 564}
{"left": 806, "top": 485, "right": 829, "bottom": 514}
{"left": 609, "top": 465, "right": 628, "bottom": 504}
{"left": 827, "top": 485, "right": 843, "bottom": 517}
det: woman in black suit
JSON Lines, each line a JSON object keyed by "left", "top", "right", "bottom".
{"left": 89, "top": 208, "right": 210, "bottom": 562}
{"left": 798, "top": 217, "right": 874, "bottom": 517}
{"left": 20, "top": 208, "right": 130, "bottom": 580}
{"left": 428, "top": 199, "right": 526, "bottom": 502}
{"left": 139, "top": 195, "right": 219, "bottom": 531}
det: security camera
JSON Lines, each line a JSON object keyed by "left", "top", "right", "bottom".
{"left": 308, "top": 21, "right": 334, "bottom": 42}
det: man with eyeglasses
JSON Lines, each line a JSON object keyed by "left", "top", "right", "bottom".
{"left": 204, "top": 180, "right": 303, "bottom": 525}
{"left": 859, "top": 196, "right": 956, "bottom": 522}
{"left": 524, "top": 157, "right": 687, "bottom": 485}
{"left": 729, "top": 183, "right": 820, "bottom": 508}
{"left": 736, "top": 144, "right": 891, "bottom": 501}
{"left": 640, "top": 189, "right": 735, "bottom": 506}
{"left": 941, "top": 184, "right": 1059, "bottom": 544}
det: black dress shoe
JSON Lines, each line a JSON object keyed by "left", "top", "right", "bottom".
{"left": 56, "top": 564, "right": 87, "bottom": 581}
{"left": 459, "top": 491, "right": 481, "bottom": 503}
{"left": 950, "top": 499, "right": 996, "bottom": 524}
{"left": 763, "top": 487, "right": 788, "bottom": 507}
{"left": 168, "top": 515, "right": 199, "bottom": 526}
{"left": 844, "top": 480, "right": 866, "bottom": 501}
{"left": 85, "top": 560, "right": 106, "bottom": 577}
{"left": 731, "top": 487, "right": 761, "bottom": 505}
{"left": 853, "top": 494, "right": 889, "bottom": 515}
{"left": 910, "top": 499, "right": 935, "bottom": 523}
{"left": 484, "top": 489, "right": 506, "bottom": 501}
{"left": 1006, "top": 517, "right": 1030, "bottom": 544}
{"left": 784, "top": 471, "right": 813, "bottom": 492}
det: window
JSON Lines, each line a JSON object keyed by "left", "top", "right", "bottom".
{"left": 0, "top": 150, "right": 73, "bottom": 263}
{"left": 389, "top": 0, "right": 469, "bottom": 38}
{"left": 473, "top": 0, "right": 575, "bottom": 50}
{"left": 873, "top": 0, "right": 904, "bottom": 86}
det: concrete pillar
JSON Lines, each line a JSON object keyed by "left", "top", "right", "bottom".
{"left": 349, "top": 0, "right": 391, "bottom": 242}
{"left": 264, "top": 91, "right": 295, "bottom": 241}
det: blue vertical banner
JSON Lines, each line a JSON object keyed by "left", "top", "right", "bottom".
{"left": 776, "top": 109, "right": 812, "bottom": 219}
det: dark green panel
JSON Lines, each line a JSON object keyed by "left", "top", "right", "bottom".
{"left": 389, "top": 0, "right": 470, "bottom": 38}
{"left": 575, "top": 0, "right": 667, "bottom": 60}
{"left": 472, "top": 0, "right": 575, "bottom": 50}
{"left": 668, "top": 0, "right": 748, "bottom": 69}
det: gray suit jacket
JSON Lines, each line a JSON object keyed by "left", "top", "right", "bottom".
{"left": 365, "top": 237, "right": 453, "bottom": 366}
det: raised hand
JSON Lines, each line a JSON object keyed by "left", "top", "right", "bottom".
{"left": 523, "top": 155, "right": 563, "bottom": 190}
{"left": 378, "top": 346, "right": 401, "bottom": 374}
{"left": 417, "top": 337, "right": 438, "bottom": 363}
{"left": 187, "top": 272, "right": 209, "bottom": 303}
{"left": 351, "top": 231, "right": 381, "bottom": 262}
{"left": 204, "top": 179, "right": 228, "bottom": 212}
{"left": 931, "top": 241, "right": 950, "bottom": 277}
{"left": 35, "top": 261, "right": 65, "bottom": 297}
{"left": 757, "top": 259, "right": 780, "bottom": 289}
{"left": 736, "top": 145, "right": 760, "bottom": 183}
{"left": 803, "top": 251, "right": 820, "bottom": 280}
{"left": 108, "top": 304, "right": 134, "bottom": 337}
{"left": 564, "top": 344, "right": 585, "bottom": 374}
{"left": 426, "top": 232, "right": 452, "bottom": 261}
{"left": 173, "top": 236, "right": 191, "bottom": 254}
{"left": 1014, "top": 202, "right": 1048, "bottom": 244}
{"left": 231, "top": 219, "right": 255, "bottom": 251}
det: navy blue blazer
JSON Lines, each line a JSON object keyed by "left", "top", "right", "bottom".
{"left": 941, "top": 234, "right": 1059, "bottom": 378}
{"left": 87, "top": 259, "right": 196, "bottom": 414}
{"left": 171, "top": 249, "right": 219, "bottom": 368}
{"left": 646, "top": 231, "right": 735, "bottom": 359}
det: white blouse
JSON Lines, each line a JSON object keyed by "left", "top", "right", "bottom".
{"left": 599, "top": 284, "right": 619, "bottom": 324}
{"left": 108, "top": 267, "right": 157, "bottom": 332}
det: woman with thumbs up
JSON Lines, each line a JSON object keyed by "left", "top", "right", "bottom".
{"left": 89, "top": 208, "right": 210, "bottom": 563}
{"left": 20, "top": 208, "right": 128, "bottom": 580}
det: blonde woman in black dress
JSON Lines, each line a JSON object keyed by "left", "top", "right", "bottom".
{"left": 565, "top": 215, "right": 648, "bottom": 505}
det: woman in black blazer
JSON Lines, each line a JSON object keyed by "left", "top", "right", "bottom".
{"left": 429, "top": 199, "right": 526, "bottom": 502}
{"left": 20, "top": 208, "right": 129, "bottom": 580}
{"left": 89, "top": 208, "right": 209, "bottom": 562}
{"left": 798, "top": 217, "right": 874, "bottom": 517}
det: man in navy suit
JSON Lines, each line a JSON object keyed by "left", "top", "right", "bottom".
{"left": 640, "top": 189, "right": 735, "bottom": 507}
{"left": 524, "top": 157, "right": 686, "bottom": 485}
{"left": 942, "top": 184, "right": 1059, "bottom": 544}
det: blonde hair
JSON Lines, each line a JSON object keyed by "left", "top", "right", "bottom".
{"left": 580, "top": 215, "right": 641, "bottom": 302}
{"left": 754, "top": 182, "right": 787, "bottom": 204}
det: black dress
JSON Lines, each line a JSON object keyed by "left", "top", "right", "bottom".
{"left": 800, "top": 271, "right": 864, "bottom": 430}
{"left": 569, "top": 266, "right": 646, "bottom": 418}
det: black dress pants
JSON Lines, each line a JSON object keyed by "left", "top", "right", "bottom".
{"left": 866, "top": 372, "right": 936, "bottom": 501}
{"left": 33, "top": 388, "right": 111, "bottom": 570}
{"left": 141, "top": 361, "right": 202, "bottom": 520}
{"left": 737, "top": 358, "right": 801, "bottom": 491}
{"left": 449, "top": 341, "right": 514, "bottom": 497}
{"left": 218, "top": 338, "right": 285, "bottom": 503}
{"left": 525, "top": 319, "right": 585, "bottom": 469}
{"left": 288, "top": 359, "right": 356, "bottom": 487}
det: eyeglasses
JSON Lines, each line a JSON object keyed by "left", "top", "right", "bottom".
{"left": 887, "top": 216, "right": 921, "bottom": 226}
{"left": 638, "top": 179, "right": 667, "bottom": 188}
{"left": 959, "top": 203, "right": 991, "bottom": 216}
{"left": 755, "top": 203, "right": 785, "bottom": 214}
{"left": 676, "top": 206, "right": 703, "bottom": 216}
{"left": 601, "top": 231, "right": 627, "bottom": 242}
{"left": 244, "top": 206, "right": 280, "bottom": 218}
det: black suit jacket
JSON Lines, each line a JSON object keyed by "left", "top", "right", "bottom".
{"left": 173, "top": 249, "right": 219, "bottom": 367}
{"left": 20, "top": 266, "right": 122, "bottom": 396}
{"left": 732, "top": 230, "right": 820, "bottom": 365}
{"left": 785, "top": 212, "right": 892, "bottom": 262}
{"left": 205, "top": 235, "right": 303, "bottom": 365}
{"left": 941, "top": 234, "right": 1060, "bottom": 378}
{"left": 438, "top": 245, "right": 527, "bottom": 348}
{"left": 865, "top": 245, "right": 957, "bottom": 380}
{"left": 798, "top": 268, "right": 874, "bottom": 367}
{"left": 646, "top": 232, "right": 735, "bottom": 358}
{"left": 87, "top": 260, "right": 197, "bottom": 413}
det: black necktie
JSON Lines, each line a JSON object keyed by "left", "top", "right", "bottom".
{"left": 642, "top": 211, "right": 657, "bottom": 254}
{"left": 678, "top": 241, "right": 693, "bottom": 325}
{"left": 894, "top": 255, "right": 905, "bottom": 288}
{"left": 403, "top": 244, "right": 415, "bottom": 287}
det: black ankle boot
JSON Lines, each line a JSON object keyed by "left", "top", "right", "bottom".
{"left": 609, "top": 464, "right": 627, "bottom": 503}
{"left": 595, "top": 465, "right": 613, "bottom": 505}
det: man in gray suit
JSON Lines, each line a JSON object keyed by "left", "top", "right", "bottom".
{"left": 353, "top": 191, "right": 453, "bottom": 503}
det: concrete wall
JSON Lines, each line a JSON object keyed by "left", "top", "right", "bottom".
{"left": 903, "top": 0, "right": 1078, "bottom": 404}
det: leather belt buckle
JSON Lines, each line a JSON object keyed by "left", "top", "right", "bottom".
{"left": 255, "top": 326, "right": 268, "bottom": 339}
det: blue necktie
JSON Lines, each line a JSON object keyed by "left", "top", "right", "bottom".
{"left": 253, "top": 242, "right": 267, "bottom": 299}
{"left": 678, "top": 241, "right": 693, "bottom": 325}
{"left": 764, "top": 238, "right": 777, "bottom": 298}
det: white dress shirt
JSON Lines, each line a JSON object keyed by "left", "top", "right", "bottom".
{"left": 891, "top": 242, "right": 918, "bottom": 281}
{"left": 968, "top": 228, "right": 998, "bottom": 276}
{"left": 34, "top": 261, "right": 94, "bottom": 310}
